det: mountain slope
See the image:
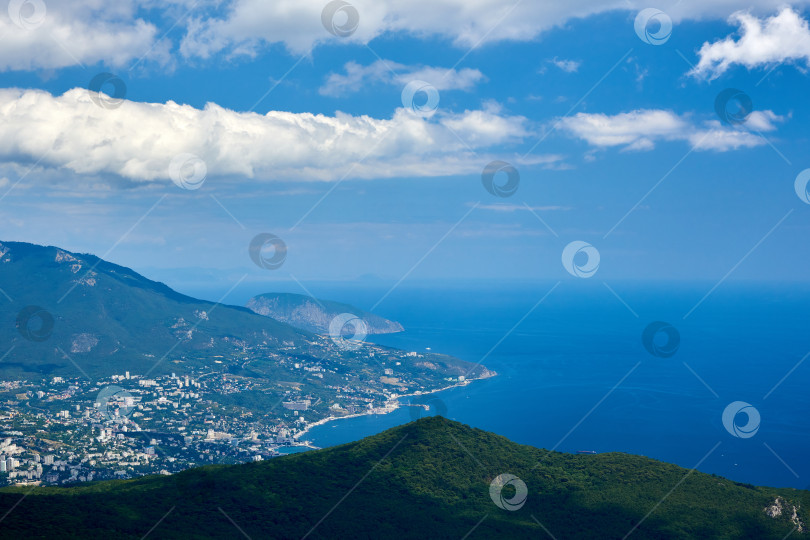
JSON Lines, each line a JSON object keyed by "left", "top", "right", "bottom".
{"left": 0, "top": 242, "right": 487, "bottom": 386}
{"left": 0, "top": 241, "right": 308, "bottom": 378}
{"left": 246, "top": 292, "right": 404, "bottom": 334}
{"left": 0, "top": 417, "right": 805, "bottom": 539}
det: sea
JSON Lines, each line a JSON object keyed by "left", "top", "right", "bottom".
{"left": 185, "top": 278, "right": 810, "bottom": 489}
{"left": 290, "top": 280, "right": 810, "bottom": 490}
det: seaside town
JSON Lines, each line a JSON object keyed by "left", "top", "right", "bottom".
{"left": 0, "top": 343, "right": 475, "bottom": 487}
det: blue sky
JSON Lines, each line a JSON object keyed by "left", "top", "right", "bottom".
{"left": 1, "top": 1, "right": 810, "bottom": 300}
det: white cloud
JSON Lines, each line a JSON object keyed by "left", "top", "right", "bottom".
{"left": 691, "top": 7, "right": 810, "bottom": 79}
{"left": 0, "top": 87, "right": 555, "bottom": 184}
{"left": 559, "top": 108, "right": 784, "bottom": 152}
{"left": 742, "top": 110, "right": 784, "bottom": 131}
{"left": 5, "top": 1, "right": 810, "bottom": 73}
{"left": 550, "top": 58, "right": 581, "bottom": 73}
{"left": 684, "top": 123, "right": 765, "bottom": 150}
{"left": 442, "top": 102, "right": 529, "bottom": 145}
{"left": 320, "top": 60, "right": 485, "bottom": 97}
{"left": 179, "top": 0, "right": 810, "bottom": 58}
{"left": 560, "top": 110, "right": 688, "bottom": 148}
{"left": 0, "top": 1, "right": 169, "bottom": 72}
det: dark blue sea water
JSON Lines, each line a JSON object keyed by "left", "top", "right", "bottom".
{"left": 301, "top": 281, "right": 810, "bottom": 489}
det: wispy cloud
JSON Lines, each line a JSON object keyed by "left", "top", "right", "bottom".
{"left": 559, "top": 109, "right": 785, "bottom": 152}
{"left": 477, "top": 203, "right": 572, "bottom": 212}
{"left": 549, "top": 57, "right": 581, "bottom": 73}
{"left": 320, "top": 60, "right": 486, "bottom": 97}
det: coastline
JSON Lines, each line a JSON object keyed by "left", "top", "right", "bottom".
{"left": 293, "top": 372, "right": 495, "bottom": 441}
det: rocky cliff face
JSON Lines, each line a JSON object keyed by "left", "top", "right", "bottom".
{"left": 246, "top": 293, "right": 404, "bottom": 335}
{"left": 765, "top": 497, "right": 805, "bottom": 533}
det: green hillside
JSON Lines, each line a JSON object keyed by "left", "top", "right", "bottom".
{"left": 0, "top": 417, "right": 805, "bottom": 539}
{"left": 0, "top": 241, "right": 305, "bottom": 378}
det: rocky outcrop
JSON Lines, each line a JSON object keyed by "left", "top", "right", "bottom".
{"left": 765, "top": 497, "right": 805, "bottom": 533}
{"left": 246, "top": 293, "right": 404, "bottom": 335}
{"left": 71, "top": 333, "right": 100, "bottom": 353}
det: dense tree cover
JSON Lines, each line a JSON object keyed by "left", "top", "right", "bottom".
{"left": 0, "top": 417, "right": 806, "bottom": 539}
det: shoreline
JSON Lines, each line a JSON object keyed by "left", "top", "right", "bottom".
{"left": 293, "top": 373, "right": 495, "bottom": 441}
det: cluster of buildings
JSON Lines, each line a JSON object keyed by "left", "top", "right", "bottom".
{"left": 0, "top": 438, "right": 47, "bottom": 483}
{"left": 0, "top": 339, "right": 468, "bottom": 487}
